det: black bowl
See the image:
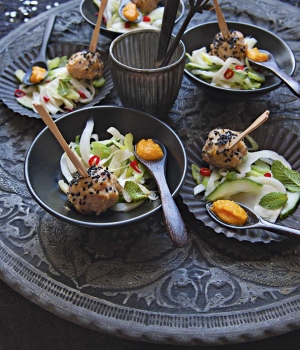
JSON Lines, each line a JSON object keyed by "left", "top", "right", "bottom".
{"left": 182, "top": 21, "right": 296, "bottom": 100}
{"left": 80, "top": 0, "right": 185, "bottom": 39}
{"left": 25, "top": 106, "right": 187, "bottom": 227}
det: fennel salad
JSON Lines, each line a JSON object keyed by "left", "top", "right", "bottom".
{"left": 14, "top": 56, "right": 105, "bottom": 116}
{"left": 192, "top": 144, "right": 300, "bottom": 223}
{"left": 59, "top": 118, "right": 159, "bottom": 213}
{"left": 94, "top": 0, "right": 166, "bottom": 32}
{"left": 185, "top": 37, "right": 269, "bottom": 90}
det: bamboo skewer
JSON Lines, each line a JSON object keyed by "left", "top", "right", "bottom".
{"left": 213, "top": 0, "right": 229, "bottom": 39}
{"left": 229, "top": 110, "right": 270, "bottom": 149}
{"left": 89, "top": 0, "right": 108, "bottom": 52}
{"left": 33, "top": 102, "right": 89, "bottom": 178}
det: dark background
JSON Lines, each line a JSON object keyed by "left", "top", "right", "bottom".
{"left": 1, "top": 0, "right": 300, "bottom": 349}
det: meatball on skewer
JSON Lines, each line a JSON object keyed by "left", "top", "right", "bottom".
{"left": 202, "top": 128, "right": 248, "bottom": 169}
{"left": 67, "top": 165, "right": 122, "bottom": 215}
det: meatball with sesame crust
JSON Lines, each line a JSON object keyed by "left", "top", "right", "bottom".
{"left": 202, "top": 128, "right": 248, "bottom": 169}
{"left": 210, "top": 30, "right": 248, "bottom": 61}
{"left": 66, "top": 51, "right": 104, "bottom": 80}
{"left": 67, "top": 166, "right": 122, "bottom": 215}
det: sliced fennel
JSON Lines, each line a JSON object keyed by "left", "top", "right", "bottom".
{"left": 59, "top": 119, "right": 159, "bottom": 212}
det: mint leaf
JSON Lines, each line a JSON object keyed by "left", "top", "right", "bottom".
{"left": 271, "top": 160, "right": 300, "bottom": 192}
{"left": 58, "top": 80, "right": 70, "bottom": 96}
{"left": 124, "top": 181, "right": 147, "bottom": 202}
{"left": 259, "top": 192, "right": 288, "bottom": 210}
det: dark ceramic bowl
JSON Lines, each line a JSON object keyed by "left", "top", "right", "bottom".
{"left": 25, "top": 106, "right": 187, "bottom": 228}
{"left": 80, "top": 0, "right": 185, "bottom": 39}
{"left": 181, "top": 21, "right": 296, "bottom": 100}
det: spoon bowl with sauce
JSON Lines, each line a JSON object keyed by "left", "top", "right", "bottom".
{"left": 134, "top": 139, "right": 188, "bottom": 247}
{"left": 118, "top": 0, "right": 142, "bottom": 23}
{"left": 22, "top": 15, "right": 56, "bottom": 86}
{"left": 206, "top": 201, "right": 300, "bottom": 240}
{"left": 247, "top": 49, "right": 300, "bottom": 97}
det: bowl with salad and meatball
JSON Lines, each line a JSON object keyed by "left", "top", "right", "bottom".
{"left": 181, "top": 21, "right": 295, "bottom": 100}
{"left": 24, "top": 106, "right": 187, "bottom": 228}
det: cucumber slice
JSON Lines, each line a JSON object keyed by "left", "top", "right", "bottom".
{"left": 248, "top": 70, "right": 266, "bottom": 82}
{"left": 16, "top": 96, "right": 33, "bottom": 109}
{"left": 47, "top": 57, "right": 60, "bottom": 70}
{"left": 251, "top": 159, "right": 271, "bottom": 174}
{"left": 93, "top": 77, "right": 106, "bottom": 87}
{"left": 206, "top": 178, "right": 263, "bottom": 202}
{"left": 279, "top": 191, "right": 300, "bottom": 220}
{"left": 15, "top": 69, "right": 25, "bottom": 82}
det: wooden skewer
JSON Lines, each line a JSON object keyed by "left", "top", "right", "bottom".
{"left": 229, "top": 110, "right": 270, "bottom": 149}
{"left": 89, "top": 0, "right": 108, "bottom": 53}
{"left": 33, "top": 102, "right": 89, "bottom": 178}
{"left": 213, "top": 0, "right": 229, "bottom": 39}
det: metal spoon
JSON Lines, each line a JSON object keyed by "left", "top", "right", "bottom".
{"left": 134, "top": 140, "right": 188, "bottom": 247}
{"left": 118, "top": 0, "right": 142, "bottom": 23}
{"left": 22, "top": 15, "right": 56, "bottom": 86}
{"left": 206, "top": 202, "right": 300, "bottom": 240}
{"left": 247, "top": 49, "right": 300, "bottom": 97}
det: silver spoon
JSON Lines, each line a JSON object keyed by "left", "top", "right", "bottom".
{"left": 206, "top": 202, "right": 300, "bottom": 240}
{"left": 247, "top": 49, "right": 300, "bottom": 97}
{"left": 118, "top": 0, "right": 142, "bottom": 23}
{"left": 134, "top": 140, "right": 188, "bottom": 247}
{"left": 22, "top": 15, "right": 56, "bottom": 86}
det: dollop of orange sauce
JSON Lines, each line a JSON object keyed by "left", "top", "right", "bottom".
{"left": 246, "top": 47, "right": 268, "bottom": 62}
{"left": 30, "top": 66, "right": 47, "bottom": 83}
{"left": 122, "top": 2, "right": 139, "bottom": 22}
{"left": 136, "top": 139, "right": 164, "bottom": 161}
{"left": 211, "top": 200, "right": 248, "bottom": 226}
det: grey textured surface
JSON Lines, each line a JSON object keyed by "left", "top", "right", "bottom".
{"left": 1, "top": 0, "right": 300, "bottom": 348}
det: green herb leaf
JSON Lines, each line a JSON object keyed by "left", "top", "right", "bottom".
{"left": 124, "top": 181, "right": 148, "bottom": 202}
{"left": 259, "top": 192, "right": 288, "bottom": 210}
{"left": 58, "top": 80, "right": 70, "bottom": 96}
{"left": 191, "top": 164, "right": 202, "bottom": 185}
{"left": 271, "top": 160, "right": 300, "bottom": 192}
{"left": 58, "top": 55, "right": 69, "bottom": 67}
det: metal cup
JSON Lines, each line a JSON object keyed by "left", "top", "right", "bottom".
{"left": 109, "top": 29, "right": 185, "bottom": 120}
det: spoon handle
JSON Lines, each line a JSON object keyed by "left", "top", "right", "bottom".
{"left": 259, "top": 218, "right": 300, "bottom": 240}
{"left": 154, "top": 168, "right": 188, "bottom": 247}
{"left": 269, "top": 66, "right": 300, "bottom": 97}
{"left": 35, "top": 15, "right": 56, "bottom": 62}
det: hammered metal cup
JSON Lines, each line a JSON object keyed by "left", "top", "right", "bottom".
{"left": 109, "top": 30, "right": 186, "bottom": 120}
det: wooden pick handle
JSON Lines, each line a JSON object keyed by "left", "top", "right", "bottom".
{"left": 229, "top": 110, "right": 270, "bottom": 149}
{"left": 213, "top": 0, "right": 229, "bottom": 39}
{"left": 33, "top": 102, "right": 89, "bottom": 178}
{"left": 89, "top": 0, "right": 108, "bottom": 53}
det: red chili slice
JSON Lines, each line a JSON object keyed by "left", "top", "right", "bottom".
{"left": 264, "top": 172, "right": 272, "bottom": 177}
{"left": 88, "top": 155, "right": 100, "bottom": 167}
{"left": 200, "top": 167, "right": 211, "bottom": 176}
{"left": 235, "top": 65, "right": 245, "bottom": 70}
{"left": 224, "top": 69, "right": 234, "bottom": 80}
{"left": 78, "top": 91, "right": 87, "bottom": 99}
{"left": 125, "top": 22, "right": 131, "bottom": 28}
{"left": 43, "top": 96, "right": 50, "bottom": 102}
{"left": 143, "top": 16, "right": 151, "bottom": 22}
{"left": 14, "top": 89, "right": 25, "bottom": 98}
{"left": 130, "top": 160, "right": 141, "bottom": 173}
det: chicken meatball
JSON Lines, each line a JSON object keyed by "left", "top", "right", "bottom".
{"left": 66, "top": 51, "right": 104, "bottom": 80}
{"left": 209, "top": 29, "right": 248, "bottom": 61}
{"left": 202, "top": 128, "right": 248, "bottom": 169}
{"left": 131, "top": 0, "right": 159, "bottom": 14}
{"left": 67, "top": 166, "right": 122, "bottom": 215}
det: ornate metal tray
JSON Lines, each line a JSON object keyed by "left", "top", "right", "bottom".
{"left": 1, "top": 0, "right": 300, "bottom": 346}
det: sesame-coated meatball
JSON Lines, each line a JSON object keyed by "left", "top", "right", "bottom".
{"left": 66, "top": 51, "right": 104, "bottom": 80}
{"left": 210, "top": 30, "right": 248, "bottom": 61}
{"left": 131, "top": 0, "right": 159, "bottom": 14}
{"left": 67, "top": 166, "right": 122, "bottom": 215}
{"left": 202, "top": 128, "right": 248, "bottom": 169}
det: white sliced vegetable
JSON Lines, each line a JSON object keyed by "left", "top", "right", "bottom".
{"left": 194, "top": 183, "right": 206, "bottom": 195}
{"left": 237, "top": 150, "right": 291, "bottom": 175}
{"left": 60, "top": 153, "right": 73, "bottom": 182}
{"left": 80, "top": 118, "right": 94, "bottom": 164}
